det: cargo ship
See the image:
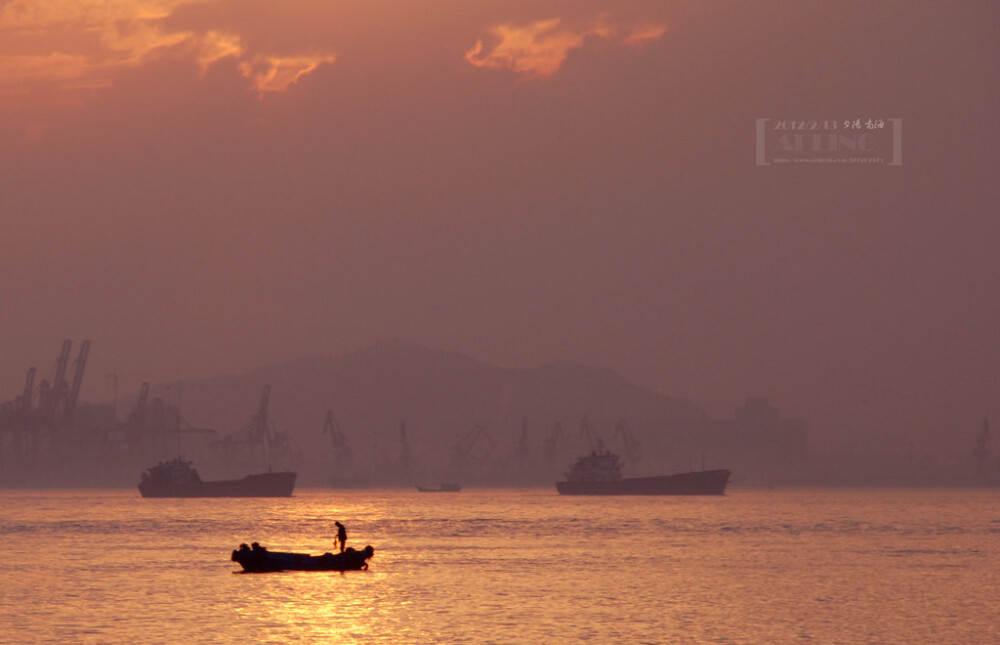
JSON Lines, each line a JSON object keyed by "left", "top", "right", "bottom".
{"left": 138, "top": 457, "right": 296, "bottom": 498}
{"left": 556, "top": 449, "right": 729, "bottom": 495}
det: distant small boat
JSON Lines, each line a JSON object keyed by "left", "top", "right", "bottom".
{"left": 556, "top": 450, "right": 730, "bottom": 495}
{"left": 416, "top": 483, "right": 461, "bottom": 492}
{"left": 138, "top": 457, "right": 296, "bottom": 498}
{"left": 232, "top": 542, "right": 374, "bottom": 572}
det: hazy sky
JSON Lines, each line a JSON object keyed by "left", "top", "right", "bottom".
{"left": 1, "top": 0, "right": 997, "bottom": 453}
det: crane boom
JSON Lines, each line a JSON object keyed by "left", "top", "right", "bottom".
{"left": 63, "top": 339, "right": 91, "bottom": 425}
{"left": 134, "top": 382, "right": 150, "bottom": 425}
{"left": 254, "top": 385, "right": 271, "bottom": 441}
{"left": 398, "top": 420, "right": 412, "bottom": 467}
{"left": 39, "top": 340, "right": 72, "bottom": 424}
{"left": 323, "top": 410, "right": 352, "bottom": 464}
{"left": 580, "top": 416, "right": 598, "bottom": 450}
{"left": 613, "top": 418, "right": 641, "bottom": 464}
{"left": 543, "top": 421, "right": 563, "bottom": 466}
{"left": 18, "top": 367, "right": 36, "bottom": 412}
{"left": 52, "top": 340, "right": 72, "bottom": 392}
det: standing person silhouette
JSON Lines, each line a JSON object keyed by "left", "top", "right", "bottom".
{"left": 335, "top": 521, "right": 347, "bottom": 553}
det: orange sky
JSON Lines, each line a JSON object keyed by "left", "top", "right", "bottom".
{"left": 0, "top": 1, "right": 666, "bottom": 106}
{"left": 1, "top": 0, "right": 998, "bottom": 454}
{"left": 0, "top": 0, "right": 336, "bottom": 99}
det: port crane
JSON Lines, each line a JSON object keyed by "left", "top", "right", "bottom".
{"left": 124, "top": 382, "right": 149, "bottom": 453}
{"left": 8, "top": 368, "right": 37, "bottom": 454}
{"left": 322, "top": 410, "right": 353, "bottom": 469}
{"left": 252, "top": 385, "right": 294, "bottom": 461}
{"left": 62, "top": 340, "right": 90, "bottom": 427}
{"left": 974, "top": 418, "right": 990, "bottom": 478}
{"left": 515, "top": 417, "right": 530, "bottom": 471}
{"left": 450, "top": 425, "right": 493, "bottom": 478}
{"left": 453, "top": 425, "right": 493, "bottom": 463}
{"left": 214, "top": 385, "right": 294, "bottom": 468}
{"left": 614, "top": 418, "right": 642, "bottom": 464}
{"left": 29, "top": 340, "right": 89, "bottom": 452}
{"left": 398, "top": 420, "right": 412, "bottom": 473}
{"left": 580, "top": 416, "right": 599, "bottom": 451}
{"left": 36, "top": 339, "right": 72, "bottom": 427}
{"left": 17, "top": 367, "right": 36, "bottom": 413}
{"left": 543, "top": 421, "right": 564, "bottom": 467}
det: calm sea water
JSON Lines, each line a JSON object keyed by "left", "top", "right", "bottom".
{"left": 1, "top": 487, "right": 998, "bottom": 644}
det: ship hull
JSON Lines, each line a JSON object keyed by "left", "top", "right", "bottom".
{"left": 138, "top": 471, "right": 297, "bottom": 498}
{"left": 232, "top": 545, "right": 373, "bottom": 572}
{"left": 556, "top": 469, "right": 730, "bottom": 495}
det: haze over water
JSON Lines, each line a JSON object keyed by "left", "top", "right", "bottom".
{"left": 3, "top": 487, "right": 998, "bottom": 643}
{"left": 2, "top": 0, "right": 997, "bottom": 458}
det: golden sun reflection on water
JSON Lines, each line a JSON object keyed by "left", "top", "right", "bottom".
{"left": 3, "top": 488, "right": 999, "bottom": 644}
{"left": 229, "top": 571, "right": 382, "bottom": 642}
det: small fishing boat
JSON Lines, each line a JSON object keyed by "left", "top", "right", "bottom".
{"left": 231, "top": 542, "right": 374, "bottom": 572}
{"left": 415, "top": 482, "right": 461, "bottom": 492}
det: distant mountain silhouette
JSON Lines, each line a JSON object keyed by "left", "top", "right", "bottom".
{"left": 149, "top": 341, "right": 709, "bottom": 484}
